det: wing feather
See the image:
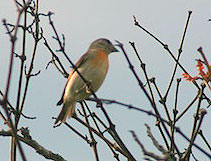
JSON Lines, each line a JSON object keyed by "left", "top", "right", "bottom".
{"left": 56, "top": 52, "right": 90, "bottom": 106}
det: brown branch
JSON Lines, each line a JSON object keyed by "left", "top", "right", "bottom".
{"left": 62, "top": 121, "right": 90, "bottom": 144}
{"left": 198, "top": 130, "right": 211, "bottom": 152}
{"left": 164, "top": 11, "right": 192, "bottom": 99}
{"left": 150, "top": 78, "right": 171, "bottom": 123}
{"left": 12, "top": 0, "right": 32, "bottom": 160}
{"left": 76, "top": 106, "right": 121, "bottom": 161}
{"left": 181, "top": 108, "right": 207, "bottom": 160}
{"left": 170, "top": 78, "right": 181, "bottom": 153}
{"left": 175, "top": 127, "right": 211, "bottom": 159}
{"left": 175, "top": 92, "right": 199, "bottom": 122}
{"left": 0, "top": 129, "right": 67, "bottom": 161}
{"left": 189, "top": 86, "right": 204, "bottom": 141}
{"left": 43, "top": 36, "right": 68, "bottom": 78}
{"left": 54, "top": 116, "right": 122, "bottom": 161}
{"left": 84, "top": 103, "right": 102, "bottom": 133}
{"left": 71, "top": 116, "right": 129, "bottom": 158}
{"left": 80, "top": 102, "right": 100, "bottom": 161}
{"left": 145, "top": 124, "right": 168, "bottom": 154}
{"left": 16, "top": 0, "right": 42, "bottom": 125}
{"left": 115, "top": 41, "right": 180, "bottom": 155}
{"left": 133, "top": 15, "right": 200, "bottom": 90}
{"left": 129, "top": 42, "right": 171, "bottom": 150}
{"left": 1, "top": 1, "right": 32, "bottom": 160}
{"left": 87, "top": 97, "right": 169, "bottom": 124}
{"left": 0, "top": 90, "right": 36, "bottom": 121}
{"left": 129, "top": 41, "right": 171, "bottom": 121}
{"left": 130, "top": 130, "right": 171, "bottom": 160}
{"left": 15, "top": 0, "right": 28, "bottom": 125}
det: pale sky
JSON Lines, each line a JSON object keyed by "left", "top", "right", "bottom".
{"left": 0, "top": 0, "right": 210, "bottom": 161}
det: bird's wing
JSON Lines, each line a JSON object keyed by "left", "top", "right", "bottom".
{"left": 56, "top": 70, "right": 74, "bottom": 106}
{"left": 75, "top": 52, "right": 90, "bottom": 68}
{"left": 56, "top": 52, "right": 90, "bottom": 106}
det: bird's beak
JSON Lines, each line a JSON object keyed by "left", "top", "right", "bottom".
{"left": 111, "top": 45, "right": 119, "bottom": 52}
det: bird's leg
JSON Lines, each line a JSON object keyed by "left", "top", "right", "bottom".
{"left": 86, "top": 80, "right": 93, "bottom": 94}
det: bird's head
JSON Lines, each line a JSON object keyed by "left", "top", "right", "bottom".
{"left": 89, "top": 38, "right": 119, "bottom": 54}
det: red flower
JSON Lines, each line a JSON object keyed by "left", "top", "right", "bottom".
{"left": 182, "top": 47, "right": 210, "bottom": 92}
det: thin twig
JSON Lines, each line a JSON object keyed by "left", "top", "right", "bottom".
{"left": 87, "top": 97, "right": 169, "bottom": 124}
{"left": 175, "top": 127, "right": 211, "bottom": 159}
{"left": 155, "top": 121, "right": 170, "bottom": 152}
{"left": 43, "top": 36, "right": 68, "bottom": 78}
{"left": 145, "top": 124, "right": 168, "bottom": 154}
{"left": 164, "top": 11, "right": 192, "bottom": 99}
{"left": 182, "top": 88, "right": 205, "bottom": 160}
{"left": 181, "top": 108, "right": 207, "bottom": 160}
{"left": 84, "top": 102, "right": 102, "bottom": 133}
{"left": 129, "top": 42, "right": 170, "bottom": 150}
{"left": 133, "top": 15, "right": 200, "bottom": 90}
{"left": 71, "top": 116, "right": 129, "bottom": 158}
{"left": 80, "top": 102, "right": 100, "bottom": 161}
{"left": 150, "top": 78, "right": 171, "bottom": 123}
{"left": 130, "top": 130, "right": 171, "bottom": 160}
{"left": 0, "top": 129, "right": 66, "bottom": 161}
{"left": 189, "top": 86, "right": 204, "bottom": 141}
{"left": 82, "top": 103, "right": 121, "bottom": 161}
{"left": 175, "top": 92, "right": 199, "bottom": 122}
{"left": 198, "top": 130, "right": 211, "bottom": 152}
{"left": 63, "top": 122, "right": 91, "bottom": 144}
{"left": 170, "top": 78, "right": 181, "bottom": 153}
{"left": 16, "top": 0, "right": 42, "bottom": 125}
{"left": 0, "top": 90, "right": 36, "bottom": 121}
{"left": 1, "top": 1, "right": 32, "bottom": 160}
{"left": 116, "top": 40, "right": 180, "bottom": 155}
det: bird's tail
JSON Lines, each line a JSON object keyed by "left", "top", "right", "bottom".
{"left": 54, "top": 101, "right": 76, "bottom": 124}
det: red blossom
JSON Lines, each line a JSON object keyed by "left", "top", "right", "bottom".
{"left": 182, "top": 73, "right": 199, "bottom": 82}
{"left": 182, "top": 47, "right": 210, "bottom": 85}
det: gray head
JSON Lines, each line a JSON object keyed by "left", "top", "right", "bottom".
{"left": 89, "top": 38, "right": 118, "bottom": 53}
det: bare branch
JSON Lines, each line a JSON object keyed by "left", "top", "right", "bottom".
{"left": 0, "top": 129, "right": 67, "bottom": 161}
{"left": 164, "top": 11, "right": 192, "bottom": 98}
{"left": 115, "top": 40, "right": 180, "bottom": 155}
{"left": 130, "top": 130, "right": 172, "bottom": 160}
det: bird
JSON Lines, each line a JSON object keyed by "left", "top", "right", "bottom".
{"left": 54, "top": 38, "right": 118, "bottom": 124}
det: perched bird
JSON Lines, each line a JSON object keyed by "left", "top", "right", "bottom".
{"left": 55, "top": 38, "right": 118, "bottom": 124}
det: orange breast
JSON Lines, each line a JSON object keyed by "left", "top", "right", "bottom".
{"left": 91, "top": 50, "right": 109, "bottom": 70}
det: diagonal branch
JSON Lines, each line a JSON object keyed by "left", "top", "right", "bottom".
{"left": 115, "top": 40, "right": 180, "bottom": 155}
{"left": 80, "top": 101, "right": 100, "bottom": 161}
{"left": 0, "top": 129, "right": 66, "bottom": 161}
{"left": 164, "top": 11, "right": 192, "bottom": 99}
{"left": 133, "top": 15, "right": 200, "bottom": 90}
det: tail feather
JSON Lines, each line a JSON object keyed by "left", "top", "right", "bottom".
{"left": 54, "top": 102, "right": 76, "bottom": 124}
